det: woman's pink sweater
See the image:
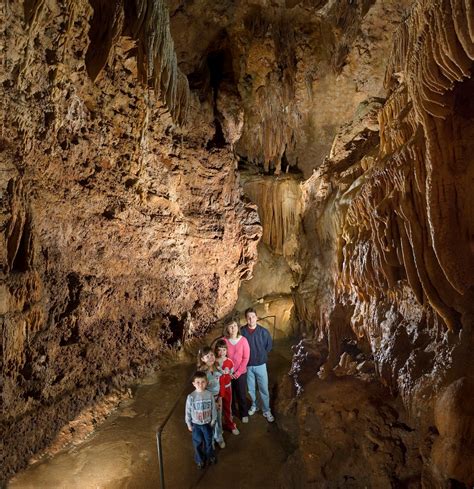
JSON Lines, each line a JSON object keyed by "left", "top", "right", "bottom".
{"left": 224, "top": 336, "right": 250, "bottom": 378}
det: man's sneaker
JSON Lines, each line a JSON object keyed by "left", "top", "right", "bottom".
{"left": 218, "top": 440, "right": 226, "bottom": 449}
{"left": 263, "top": 411, "right": 275, "bottom": 422}
{"left": 242, "top": 416, "right": 249, "bottom": 423}
{"left": 208, "top": 456, "right": 217, "bottom": 465}
{"left": 197, "top": 462, "right": 205, "bottom": 469}
{"left": 231, "top": 428, "right": 240, "bottom": 435}
{"left": 248, "top": 406, "right": 258, "bottom": 416}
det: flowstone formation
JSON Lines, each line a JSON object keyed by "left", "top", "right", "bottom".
{"left": 2, "top": 0, "right": 473, "bottom": 486}
{"left": 167, "top": 0, "right": 411, "bottom": 177}
{"left": 292, "top": 0, "right": 474, "bottom": 485}
{"left": 1, "top": 0, "right": 259, "bottom": 480}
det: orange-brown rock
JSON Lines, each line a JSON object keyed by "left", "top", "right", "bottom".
{"left": 296, "top": 0, "right": 474, "bottom": 485}
{"left": 1, "top": 0, "right": 259, "bottom": 480}
{"left": 277, "top": 342, "right": 422, "bottom": 488}
{"left": 167, "top": 0, "right": 410, "bottom": 176}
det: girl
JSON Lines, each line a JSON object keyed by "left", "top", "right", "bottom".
{"left": 197, "top": 346, "right": 226, "bottom": 448}
{"left": 215, "top": 340, "right": 239, "bottom": 435}
{"left": 224, "top": 320, "right": 250, "bottom": 422}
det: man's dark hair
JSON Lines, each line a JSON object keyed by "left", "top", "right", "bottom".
{"left": 245, "top": 307, "right": 256, "bottom": 316}
{"left": 193, "top": 370, "right": 207, "bottom": 381}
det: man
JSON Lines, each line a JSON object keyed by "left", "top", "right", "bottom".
{"left": 241, "top": 307, "right": 274, "bottom": 422}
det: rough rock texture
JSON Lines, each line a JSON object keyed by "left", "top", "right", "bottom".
{"left": 277, "top": 340, "right": 422, "bottom": 488}
{"left": 234, "top": 172, "right": 302, "bottom": 335}
{"left": 3, "top": 0, "right": 474, "bottom": 486}
{"left": 1, "top": 0, "right": 259, "bottom": 480}
{"left": 296, "top": 0, "right": 474, "bottom": 485}
{"left": 167, "top": 0, "right": 411, "bottom": 176}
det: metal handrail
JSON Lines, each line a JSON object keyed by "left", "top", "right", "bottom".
{"left": 155, "top": 329, "right": 225, "bottom": 488}
{"left": 155, "top": 315, "right": 277, "bottom": 488}
{"left": 156, "top": 369, "right": 194, "bottom": 489}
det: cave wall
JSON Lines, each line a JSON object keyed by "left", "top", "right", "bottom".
{"left": 2, "top": 0, "right": 473, "bottom": 485}
{"left": 167, "top": 0, "right": 411, "bottom": 177}
{"left": 0, "top": 0, "right": 260, "bottom": 479}
{"left": 296, "top": 0, "right": 474, "bottom": 484}
{"left": 235, "top": 173, "right": 303, "bottom": 336}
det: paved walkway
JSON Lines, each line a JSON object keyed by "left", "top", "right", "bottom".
{"left": 9, "top": 338, "right": 293, "bottom": 489}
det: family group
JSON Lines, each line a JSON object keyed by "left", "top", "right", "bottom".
{"left": 184, "top": 308, "right": 274, "bottom": 468}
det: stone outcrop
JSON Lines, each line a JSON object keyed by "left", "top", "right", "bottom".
{"left": 167, "top": 0, "right": 411, "bottom": 176}
{"left": 234, "top": 173, "right": 302, "bottom": 336}
{"left": 278, "top": 340, "right": 422, "bottom": 488}
{"left": 2, "top": 0, "right": 474, "bottom": 486}
{"left": 1, "top": 0, "right": 259, "bottom": 480}
{"left": 295, "top": 0, "right": 474, "bottom": 485}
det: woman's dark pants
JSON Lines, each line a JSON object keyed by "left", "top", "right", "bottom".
{"left": 231, "top": 373, "right": 249, "bottom": 418}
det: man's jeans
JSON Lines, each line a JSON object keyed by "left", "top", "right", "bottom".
{"left": 247, "top": 364, "right": 270, "bottom": 413}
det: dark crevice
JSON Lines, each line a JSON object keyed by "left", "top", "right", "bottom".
{"left": 11, "top": 216, "right": 33, "bottom": 273}
{"left": 165, "top": 315, "right": 185, "bottom": 347}
{"left": 57, "top": 273, "right": 83, "bottom": 323}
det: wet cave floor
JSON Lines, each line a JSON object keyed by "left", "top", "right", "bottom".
{"left": 9, "top": 338, "right": 294, "bottom": 489}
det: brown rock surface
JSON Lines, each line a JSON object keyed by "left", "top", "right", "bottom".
{"left": 167, "top": 0, "right": 411, "bottom": 176}
{"left": 1, "top": 0, "right": 259, "bottom": 480}
{"left": 277, "top": 341, "right": 422, "bottom": 488}
{"left": 295, "top": 0, "right": 474, "bottom": 485}
{"left": 2, "top": 0, "right": 474, "bottom": 486}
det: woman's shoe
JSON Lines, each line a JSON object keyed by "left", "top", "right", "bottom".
{"left": 231, "top": 428, "right": 240, "bottom": 435}
{"left": 218, "top": 440, "right": 226, "bottom": 449}
{"left": 242, "top": 416, "right": 249, "bottom": 423}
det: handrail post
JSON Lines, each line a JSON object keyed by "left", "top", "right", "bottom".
{"left": 256, "top": 315, "right": 276, "bottom": 341}
{"left": 156, "top": 430, "right": 165, "bottom": 489}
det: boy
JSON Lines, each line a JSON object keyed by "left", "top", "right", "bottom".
{"left": 185, "top": 370, "right": 218, "bottom": 468}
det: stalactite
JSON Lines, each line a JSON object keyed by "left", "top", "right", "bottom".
{"left": 85, "top": 0, "right": 189, "bottom": 124}
{"left": 333, "top": 0, "right": 474, "bottom": 335}
{"left": 124, "top": 0, "right": 189, "bottom": 124}
{"left": 237, "top": 12, "right": 300, "bottom": 173}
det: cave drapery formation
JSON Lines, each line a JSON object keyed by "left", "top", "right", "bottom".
{"left": 1, "top": 0, "right": 474, "bottom": 487}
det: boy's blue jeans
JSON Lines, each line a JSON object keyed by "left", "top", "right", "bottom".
{"left": 247, "top": 364, "right": 270, "bottom": 413}
{"left": 191, "top": 423, "right": 214, "bottom": 464}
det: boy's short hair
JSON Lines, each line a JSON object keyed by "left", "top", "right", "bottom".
{"left": 245, "top": 307, "right": 256, "bottom": 316}
{"left": 192, "top": 370, "right": 207, "bottom": 382}
{"left": 214, "top": 339, "right": 227, "bottom": 352}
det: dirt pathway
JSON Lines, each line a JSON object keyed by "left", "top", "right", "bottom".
{"left": 9, "top": 339, "right": 293, "bottom": 489}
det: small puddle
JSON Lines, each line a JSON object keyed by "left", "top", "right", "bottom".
{"left": 9, "top": 339, "right": 294, "bottom": 489}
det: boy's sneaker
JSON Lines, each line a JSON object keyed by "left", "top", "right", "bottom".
{"left": 263, "top": 411, "right": 275, "bottom": 422}
{"left": 248, "top": 406, "right": 258, "bottom": 416}
{"left": 231, "top": 428, "right": 240, "bottom": 435}
{"left": 208, "top": 456, "right": 217, "bottom": 465}
{"left": 218, "top": 440, "right": 226, "bottom": 449}
{"left": 242, "top": 416, "right": 249, "bottom": 423}
{"left": 197, "top": 462, "right": 205, "bottom": 470}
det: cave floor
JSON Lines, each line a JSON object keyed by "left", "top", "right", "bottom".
{"left": 9, "top": 338, "right": 294, "bottom": 489}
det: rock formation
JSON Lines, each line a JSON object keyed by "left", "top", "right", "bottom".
{"left": 292, "top": 0, "right": 474, "bottom": 485}
{"left": 1, "top": 0, "right": 259, "bottom": 480}
{"left": 2, "top": 0, "right": 473, "bottom": 486}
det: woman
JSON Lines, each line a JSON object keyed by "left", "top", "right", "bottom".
{"left": 223, "top": 320, "right": 250, "bottom": 422}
